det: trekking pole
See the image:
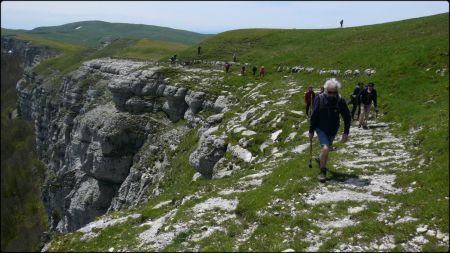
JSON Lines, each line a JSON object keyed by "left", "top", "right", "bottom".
{"left": 308, "top": 138, "right": 313, "bottom": 168}
{"left": 375, "top": 104, "right": 378, "bottom": 122}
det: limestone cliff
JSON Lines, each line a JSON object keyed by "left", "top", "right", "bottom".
{"left": 15, "top": 56, "right": 233, "bottom": 232}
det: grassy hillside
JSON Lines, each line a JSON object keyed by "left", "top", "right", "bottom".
{"left": 2, "top": 20, "right": 210, "bottom": 47}
{"left": 45, "top": 13, "right": 449, "bottom": 252}
{"left": 30, "top": 37, "right": 187, "bottom": 77}
{"left": 178, "top": 12, "right": 449, "bottom": 140}
{"left": 113, "top": 38, "right": 188, "bottom": 61}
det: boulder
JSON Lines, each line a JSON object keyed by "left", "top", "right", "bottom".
{"left": 185, "top": 91, "right": 206, "bottom": 114}
{"left": 189, "top": 127, "right": 227, "bottom": 178}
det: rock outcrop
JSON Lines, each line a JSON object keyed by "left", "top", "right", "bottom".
{"left": 15, "top": 57, "right": 234, "bottom": 232}
{"left": 1, "top": 37, "right": 59, "bottom": 67}
{"left": 189, "top": 127, "right": 228, "bottom": 179}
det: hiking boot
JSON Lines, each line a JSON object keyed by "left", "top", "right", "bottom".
{"left": 358, "top": 124, "right": 362, "bottom": 128}
{"left": 318, "top": 167, "right": 327, "bottom": 183}
{"left": 363, "top": 125, "right": 369, "bottom": 130}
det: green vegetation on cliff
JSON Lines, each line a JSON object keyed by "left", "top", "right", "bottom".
{"left": 1, "top": 53, "right": 48, "bottom": 252}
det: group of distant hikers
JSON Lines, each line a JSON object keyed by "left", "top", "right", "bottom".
{"left": 224, "top": 62, "right": 265, "bottom": 78}
{"left": 305, "top": 79, "right": 378, "bottom": 182}
{"left": 304, "top": 81, "right": 378, "bottom": 129}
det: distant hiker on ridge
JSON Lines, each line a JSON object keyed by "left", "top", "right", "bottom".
{"left": 358, "top": 82, "right": 378, "bottom": 129}
{"left": 198, "top": 46, "right": 201, "bottom": 55}
{"left": 252, "top": 66, "right": 257, "bottom": 77}
{"left": 309, "top": 78, "right": 351, "bottom": 182}
{"left": 304, "top": 86, "right": 316, "bottom": 117}
{"left": 241, "top": 65, "right": 246, "bottom": 76}
{"left": 340, "top": 19, "right": 344, "bottom": 28}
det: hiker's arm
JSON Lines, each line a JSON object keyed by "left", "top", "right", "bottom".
{"left": 309, "top": 96, "right": 319, "bottom": 134}
{"left": 373, "top": 90, "right": 378, "bottom": 108}
{"left": 340, "top": 98, "right": 351, "bottom": 135}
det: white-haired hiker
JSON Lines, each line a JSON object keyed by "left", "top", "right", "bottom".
{"left": 309, "top": 78, "right": 352, "bottom": 182}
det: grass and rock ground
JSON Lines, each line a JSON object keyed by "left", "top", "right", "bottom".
{"left": 46, "top": 55, "right": 448, "bottom": 251}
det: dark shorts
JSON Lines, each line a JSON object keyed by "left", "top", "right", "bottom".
{"left": 315, "top": 128, "right": 335, "bottom": 147}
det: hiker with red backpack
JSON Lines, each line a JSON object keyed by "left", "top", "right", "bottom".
{"left": 259, "top": 66, "right": 265, "bottom": 77}
{"left": 309, "top": 78, "right": 351, "bottom": 182}
{"left": 304, "top": 86, "right": 316, "bottom": 117}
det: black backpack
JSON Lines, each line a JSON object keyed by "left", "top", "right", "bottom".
{"left": 361, "top": 88, "right": 374, "bottom": 105}
{"left": 318, "top": 93, "right": 341, "bottom": 114}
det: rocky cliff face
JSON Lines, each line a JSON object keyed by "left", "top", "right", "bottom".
{"left": 1, "top": 37, "right": 59, "bottom": 68}
{"left": 15, "top": 57, "right": 234, "bottom": 232}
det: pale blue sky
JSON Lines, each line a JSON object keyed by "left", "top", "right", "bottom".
{"left": 1, "top": 1, "right": 448, "bottom": 34}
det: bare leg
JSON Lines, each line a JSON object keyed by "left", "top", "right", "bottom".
{"left": 359, "top": 104, "right": 366, "bottom": 127}
{"left": 360, "top": 104, "right": 371, "bottom": 127}
{"left": 320, "top": 144, "right": 330, "bottom": 168}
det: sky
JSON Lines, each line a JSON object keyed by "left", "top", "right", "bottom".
{"left": 1, "top": 1, "right": 448, "bottom": 34}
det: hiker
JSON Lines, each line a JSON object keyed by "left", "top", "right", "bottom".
{"left": 198, "top": 46, "right": 201, "bottom": 55}
{"left": 224, "top": 62, "right": 231, "bottom": 73}
{"left": 309, "top": 78, "right": 351, "bottom": 182}
{"left": 241, "top": 65, "right": 246, "bottom": 76}
{"left": 348, "top": 82, "right": 364, "bottom": 120}
{"left": 358, "top": 82, "right": 378, "bottom": 129}
{"left": 259, "top": 66, "right": 265, "bottom": 77}
{"left": 252, "top": 66, "right": 257, "bottom": 77}
{"left": 233, "top": 52, "right": 237, "bottom": 62}
{"left": 304, "top": 86, "right": 316, "bottom": 117}
{"left": 170, "top": 54, "right": 177, "bottom": 64}
{"left": 340, "top": 19, "right": 344, "bottom": 28}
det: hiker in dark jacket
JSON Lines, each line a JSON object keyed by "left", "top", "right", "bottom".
{"left": 348, "top": 82, "right": 364, "bottom": 120}
{"left": 224, "top": 62, "right": 231, "bottom": 73}
{"left": 358, "top": 82, "right": 378, "bottom": 129}
{"left": 170, "top": 54, "right": 177, "bottom": 64}
{"left": 309, "top": 78, "right": 351, "bottom": 182}
{"left": 304, "top": 86, "right": 316, "bottom": 117}
{"left": 252, "top": 66, "right": 257, "bottom": 77}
